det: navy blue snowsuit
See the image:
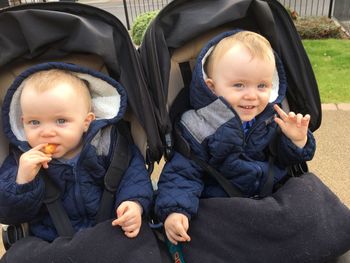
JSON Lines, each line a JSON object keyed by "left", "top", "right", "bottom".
{"left": 155, "top": 31, "right": 316, "bottom": 222}
{"left": 0, "top": 63, "right": 153, "bottom": 241}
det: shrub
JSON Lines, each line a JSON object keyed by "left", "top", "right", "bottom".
{"left": 294, "top": 17, "right": 344, "bottom": 39}
{"left": 131, "top": 10, "right": 159, "bottom": 46}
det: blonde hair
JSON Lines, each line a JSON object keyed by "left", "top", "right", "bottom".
{"left": 205, "top": 31, "right": 275, "bottom": 78}
{"left": 23, "top": 69, "right": 92, "bottom": 110}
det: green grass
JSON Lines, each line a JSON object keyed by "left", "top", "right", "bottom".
{"left": 302, "top": 39, "right": 350, "bottom": 103}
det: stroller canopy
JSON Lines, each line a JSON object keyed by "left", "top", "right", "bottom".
{"left": 0, "top": 2, "right": 163, "bottom": 161}
{"left": 140, "top": 0, "right": 321, "bottom": 152}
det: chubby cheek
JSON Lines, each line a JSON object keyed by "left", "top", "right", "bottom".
{"left": 62, "top": 131, "right": 85, "bottom": 148}
{"left": 226, "top": 97, "right": 241, "bottom": 111}
{"left": 24, "top": 131, "right": 39, "bottom": 148}
{"left": 258, "top": 100, "right": 270, "bottom": 114}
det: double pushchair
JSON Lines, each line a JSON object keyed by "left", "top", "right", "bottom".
{"left": 0, "top": 0, "right": 349, "bottom": 262}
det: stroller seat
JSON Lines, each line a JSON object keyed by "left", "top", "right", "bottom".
{"left": 0, "top": 3, "right": 164, "bottom": 262}
{"left": 140, "top": 0, "right": 350, "bottom": 262}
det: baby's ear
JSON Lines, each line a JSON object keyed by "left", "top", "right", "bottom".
{"left": 84, "top": 112, "right": 95, "bottom": 132}
{"left": 205, "top": 78, "right": 215, "bottom": 93}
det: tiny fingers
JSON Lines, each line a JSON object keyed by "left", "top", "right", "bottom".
{"left": 293, "top": 113, "right": 311, "bottom": 128}
{"left": 288, "top": 111, "right": 296, "bottom": 120}
{"left": 124, "top": 228, "right": 140, "bottom": 238}
{"left": 166, "top": 232, "right": 178, "bottom": 245}
{"left": 32, "top": 143, "right": 48, "bottom": 151}
{"left": 42, "top": 161, "right": 50, "bottom": 169}
{"left": 302, "top": 114, "right": 311, "bottom": 126}
{"left": 166, "top": 230, "right": 183, "bottom": 245}
{"left": 296, "top": 113, "right": 303, "bottom": 127}
{"left": 273, "top": 104, "right": 288, "bottom": 121}
{"left": 112, "top": 215, "right": 126, "bottom": 226}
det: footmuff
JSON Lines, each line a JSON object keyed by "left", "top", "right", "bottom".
{"left": 182, "top": 173, "right": 350, "bottom": 263}
{"left": 1, "top": 219, "right": 164, "bottom": 263}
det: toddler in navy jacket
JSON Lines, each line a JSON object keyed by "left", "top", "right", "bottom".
{"left": 155, "top": 31, "right": 316, "bottom": 245}
{"left": 0, "top": 63, "right": 153, "bottom": 241}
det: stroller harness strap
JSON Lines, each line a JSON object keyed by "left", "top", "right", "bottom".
{"left": 96, "top": 120, "right": 132, "bottom": 223}
{"left": 174, "top": 125, "right": 280, "bottom": 198}
{"left": 259, "top": 127, "right": 281, "bottom": 197}
{"left": 190, "top": 153, "right": 243, "bottom": 198}
{"left": 43, "top": 175, "right": 75, "bottom": 237}
{"left": 43, "top": 120, "right": 132, "bottom": 237}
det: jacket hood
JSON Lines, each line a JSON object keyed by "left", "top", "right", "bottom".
{"left": 190, "top": 30, "right": 287, "bottom": 110}
{"left": 2, "top": 62, "right": 127, "bottom": 154}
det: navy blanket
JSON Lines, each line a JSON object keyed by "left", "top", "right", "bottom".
{"left": 182, "top": 173, "right": 350, "bottom": 263}
{"left": 0, "top": 219, "right": 164, "bottom": 263}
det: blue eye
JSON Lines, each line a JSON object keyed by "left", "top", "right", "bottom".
{"left": 29, "top": 120, "right": 40, "bottom": 125}
{"left": 258, "top": 83, "right": 268, "bottom": 89}
{"left": 233, "top": 83, "right": 244, "bottom": 88}
{"left": 57, "top": 119, "right": 66, "bottom": 124}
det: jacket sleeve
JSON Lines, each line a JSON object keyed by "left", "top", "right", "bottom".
{"left": 276, "top": 129, "right": 316, "bottom": 167}
{"left": 154, "top": 151, "right": 204, "bottom": 222}
{"left": 0, "top": 154, "right": 45, "bottom": 224}
{"left": 114, "top": 145, "right": 154, "bottom": 215}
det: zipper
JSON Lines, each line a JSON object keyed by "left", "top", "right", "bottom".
{"left": 244, "top": 107, "right": 276, "bottom": 145}
{"left": 72, "top": 158, "right": 87, "bottom": 219}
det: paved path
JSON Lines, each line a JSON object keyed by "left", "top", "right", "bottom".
{"left": 308, "top": 104, "right": 350, "bottom": 208}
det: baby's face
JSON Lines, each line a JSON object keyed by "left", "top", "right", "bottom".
{"left": 21, "top": 83, "right": 94, "bottom": 159}
{"left": 205, "top": 45, "right": 275, "bottom": 122}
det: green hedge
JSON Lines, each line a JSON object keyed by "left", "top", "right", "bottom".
{"left": 131, "top": 9, "right": 347, "bottom": 45}
{"left": 131, "top": 10, "right": 159, "bottom": 46}
{"left": 294, "top": 17, "right": 344, "bottom": 39}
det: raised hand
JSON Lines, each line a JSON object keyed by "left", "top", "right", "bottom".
{"left": 164, "top": 212, "right": 191, "bottom": 245}
{"left": 112, "top": 201, "right": 143, "bottom": 238}
{"left": 274, "top": 104, "right": 310, "bottom": 148}
{"left": 17, "top": 144, "right": 52, "bottom": 184}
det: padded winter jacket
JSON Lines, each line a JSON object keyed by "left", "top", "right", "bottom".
{"left": 0, "top": 62, "right": 153, "bottom": 241}
{"left": 155, "top": 31, "right": 316, "bottom": 222}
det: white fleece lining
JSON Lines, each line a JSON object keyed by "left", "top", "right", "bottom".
{"left": 9, "top": 72, "right": 121, "bottom": 156}
{"left": 201, "top": 47, "right": 279, "bottom": 103}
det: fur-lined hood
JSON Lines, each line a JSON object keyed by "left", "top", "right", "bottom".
{"left": 2, "top": 62, "right": 127, "bottom": 156}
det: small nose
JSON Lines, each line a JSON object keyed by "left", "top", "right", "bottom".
{"left": 243, "top": 87, "right": 257, "bottom": 100}
{"left": 40, "top": 125, "right": 56, "bottom": 137}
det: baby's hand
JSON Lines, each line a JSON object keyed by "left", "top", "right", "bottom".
{"left": 274, "top": 104, "right": 310, "bottom": 148}
{"left": 112, "top": 201, "right": 143, "bottom": 238}
{"left": 17, "top": 144, "right": 52, "bottom": 184}
{"left": 164, "top": 212, "right": 191, "bottom": 245}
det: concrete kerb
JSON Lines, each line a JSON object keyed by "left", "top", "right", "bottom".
{"left": 322, "top": 103, "right": 350, "bottom": 111}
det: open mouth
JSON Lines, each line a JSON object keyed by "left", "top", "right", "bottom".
{"left": 240, "top": 106, "right": 255, "bottom": 109}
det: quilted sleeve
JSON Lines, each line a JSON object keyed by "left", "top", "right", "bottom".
{"left": 276, "top": 130, "right": 316, "bottom": 166}
{"left": 154, "top": 152, "right": 204, "bottom": 222}
{"left": 114, "top": 145, "right": 154, "bottom": 215}
{"left": 0, "top": 154, "right": 45, "bottom": 224}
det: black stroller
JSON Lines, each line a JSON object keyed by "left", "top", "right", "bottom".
{"left": 0, "top": 1, "right": 349, "bottom": 262}
{"left": 0, "top": 2, "right": 165, "bottom": 262}
{"left": 140, "top": 0, "right": 350, "bottom": 262}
